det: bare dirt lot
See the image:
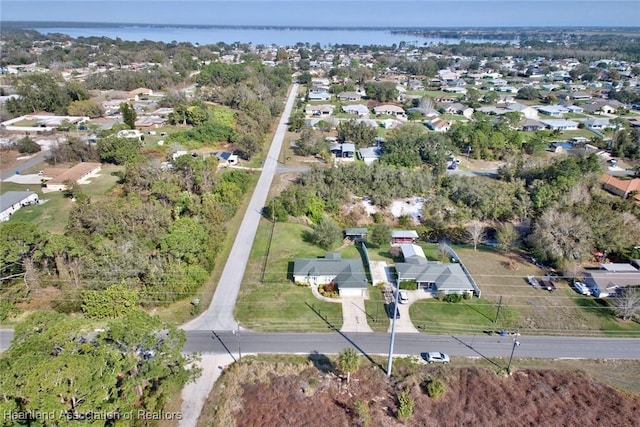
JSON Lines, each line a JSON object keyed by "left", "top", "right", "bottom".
{"left": 198, "top": 356, "right": 640, "bottom": 427}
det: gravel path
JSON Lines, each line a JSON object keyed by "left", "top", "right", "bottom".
{"left": 179, "top": 353, "right": 236, "bottom": 427}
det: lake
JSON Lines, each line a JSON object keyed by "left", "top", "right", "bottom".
{"left": 32, "top": 25, "right": 515, "bottom": 47}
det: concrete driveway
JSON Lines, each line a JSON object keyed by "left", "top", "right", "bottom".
{"left": 386, "top": 289, "right": 430, "bottom": 334}
{"left": 340, "top": 297, "right": 373, "bottom": 333}
{"left": 369, "top": 261, "right": 391, "bottom": 286}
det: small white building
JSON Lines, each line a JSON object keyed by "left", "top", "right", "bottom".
{"left": 0, "top": 191, "right": 39, "bottom": 222}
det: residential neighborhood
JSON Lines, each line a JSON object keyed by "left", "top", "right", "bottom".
{"left": 1, "top": 17, "right": 640, "bottom": 427}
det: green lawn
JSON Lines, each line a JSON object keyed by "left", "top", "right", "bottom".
{"left": 364, "top": 284, "right": 391, "bottom": 332}
{"left": 455, "top": 245, "right": 640, "bottom": 337}
{"left": 236, "top": 219, "right": 346, "bottom": 331}
{"left": 410, "top": 298, "right": 520, "bottom": 334}
{"left": 6, "top": 164, "right": 122, "bottom": 234}
{"left": 235, "top": 283, "right": 343, "bottom": 331}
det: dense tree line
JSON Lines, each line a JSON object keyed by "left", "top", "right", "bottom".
{"left": 267, "top": 148, "right": 640, "bottom": 268}
{"left": 0, "top": 161, "right": 255, "bottom": 315}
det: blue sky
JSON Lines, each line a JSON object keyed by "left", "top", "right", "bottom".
{"left": 2, "top": 1, "right": 639, "bottom": 27}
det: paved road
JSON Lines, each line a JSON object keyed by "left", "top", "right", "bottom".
{"left": 181, "top": 83, "right": 299, "bottom": 331}
{"left": 185, "top": 331, "right": 640, "bottom": 360}
{"left": 0, "top": 151, "right": 48, "bottom": 181}
{"left": 3, "top": 328, "right": 639, "bottom": 360}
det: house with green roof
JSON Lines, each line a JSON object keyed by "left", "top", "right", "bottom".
{"left": 293, "top": 253, "right": 369, "bottom": 297}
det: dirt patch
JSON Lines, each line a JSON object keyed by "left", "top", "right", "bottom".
{"left": 214, "top": 359, "right": 640, "bottom": 427}
{"left": 0, "top": 149, "right": 22, "bottom": 171}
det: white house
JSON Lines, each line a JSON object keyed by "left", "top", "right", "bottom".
{"left": 373, "top": 105, "right": 406, "bottom": 117}
{"left": 0, "top": 191, "right": 39, "bottom": 222}
{"left": 359, "top": 146, "right": 382, "bottom": 165}
{"left": 539, "top": 119, "right": 579, "bottom": 131}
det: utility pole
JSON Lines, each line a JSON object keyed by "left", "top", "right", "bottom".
{"left": 232, "top": 322, "right": 242, "bottom": 362}
{"left": 507, "top": 338, "right": 520, "bottom": 375}
{"left": 386, "top": 284, "right": 401, "bottom": 377}
{"left": 494, "top": 296, "right": 503, "bottom": 323}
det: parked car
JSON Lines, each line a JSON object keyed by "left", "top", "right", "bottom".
{"left": 422, "top": 352, "right": 450, "bottom": 364}
{"left": 573, "top": 281, "right": 591, "bottom": 296}
{"left": 398, "top": 290, "right": 409, "bottom": 304}
{"left": 386, "top": 303, "right": 400, "bottom": 319}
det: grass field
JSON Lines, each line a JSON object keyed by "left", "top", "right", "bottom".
{"left": 455, "top": 245, "right": 640, "bottom": 337}
{"left": 236, "top": 219, "right": 345, "bottom": 331}
{"left": 7, "top": 164, "right": 122, "bottom": 233}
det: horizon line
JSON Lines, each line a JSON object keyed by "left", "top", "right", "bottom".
{"left": 2, "top": 20, "right": 640, "bottom": 30}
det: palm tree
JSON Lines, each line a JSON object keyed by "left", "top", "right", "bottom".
{"left": 338, "top": 347, "right": 361, "bottom": 384}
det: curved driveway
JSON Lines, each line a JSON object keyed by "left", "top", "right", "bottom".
{"left": 182, "top": 83, "right": 299, "bottom": 331}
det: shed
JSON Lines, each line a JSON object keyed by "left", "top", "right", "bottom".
{"left": 344, "top": 228, "right": 369, "bottom": 240}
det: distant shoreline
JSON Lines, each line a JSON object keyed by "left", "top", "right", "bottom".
{"left": 2, "top": 21, "right": 640, "bottom": 31}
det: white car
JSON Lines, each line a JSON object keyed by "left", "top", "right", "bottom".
{"left": 573, "top": 281, "right": 591, "bottom": 296}
{"left": 398, "top": 290, "right": 409, "bottom": 304}
{"left": 422, "top": 352, "right": 450, "bottom": 364}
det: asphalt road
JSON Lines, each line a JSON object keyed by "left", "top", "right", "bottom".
{"left": 181, "top": 83, "right": 299, "bottom": 331}
{"left": 0, "top": 151, "right": 49, "bottom": 181}
{"left": 2, "top": 329, "right": 639, "bottom": 360}
{"left": 187, "top": 331, "right": 640, "bottom": 360}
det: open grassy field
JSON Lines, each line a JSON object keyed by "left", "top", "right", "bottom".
{"left": 455, "top": 245, "right": 640, "bottom": 337}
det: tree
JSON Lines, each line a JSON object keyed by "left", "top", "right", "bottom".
{"left": 528, "top": 208, "right": 593, "bottom": 267}
{"left": 14, "top": 135, "right": 41, "bottom": 154}
{"left": 516, "top": 86, "right": 540, "bottom": 101}
{"left": 466, "top": 221, "right": 485, "bottom": 251}
{"left": 0, "top": 310, "right": 196, "bottom": 421}
{"left": 67, "top": 99, "right": 104, "bottom": 118}
{"left": 309, "top": 218, "right": 341, "bottom": 250}
{"left": 81, "top": 281, "right": 139, "bottom": 319}
{"left": 120, "top": 102, "right": 137, "bottom": 129}
{"left": 337, "top": 119, "right": 377, "bottom": 147}
{"left": 369, "top": 224, "right": 391, "bottom": 247}
{"left": 611, "top": 287, "right": 640, "bottom": 321}
{"left": 294, "top": 128, "right": 325, "bottom": 156}
{"left": 364, "top": 81, "right": 398, "bottom": 102}
{"left": 495, "top": 223, "right": 520, "bottom": 254}
{"left": 338, "top": 347, "right": 361, "bottom": 384}
{"left": 97, "top": 136, "right": 141, "bottom": 165}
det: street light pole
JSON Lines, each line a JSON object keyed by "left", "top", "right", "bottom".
{"left": 507, "top": 338, "right": 520, "bottom": 375}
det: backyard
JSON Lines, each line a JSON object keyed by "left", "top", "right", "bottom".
{"left": 5, "top": 164, "right": 122, "bottom": 234}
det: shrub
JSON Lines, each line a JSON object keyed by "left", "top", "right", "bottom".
{"left": 0, "top": 300, "right": 20, "bottom": 321}
{"left": 15, "top": 136, "right": 41, "bottom": 154}
{"left": 319, "top": 282, "right": 340, "bottom": 298}
{"left": 397, "top": 387, "right": 415, "bottom": 420}
{"left": 399, "top": 280, "right": 417, "bottom": 290}
{"left": 426, "top": 379, "right": 446, "bottom": 398}
{"left": 463, "top": 291, "right": 472, "bottom": 300}
{"left": 445, "top": 293, "right": 462, "bottom": 303}
{"left": 354, "top": 400, "right": 372, "bottom": 426}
